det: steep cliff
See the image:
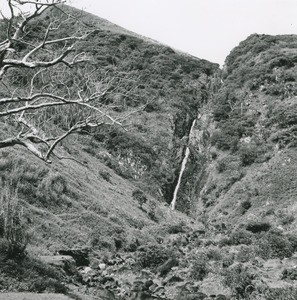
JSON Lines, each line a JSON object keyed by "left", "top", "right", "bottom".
{"left": 192, "top": 34, "right": 297, "bottom": 230}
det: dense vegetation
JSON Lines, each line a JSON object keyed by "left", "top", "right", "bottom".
{"left": 1, "top": 3, "right": 297, "bottom": 299}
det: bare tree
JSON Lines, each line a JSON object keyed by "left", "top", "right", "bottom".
{"left": 0, "top": 0, "right": 135, "bottom": 163}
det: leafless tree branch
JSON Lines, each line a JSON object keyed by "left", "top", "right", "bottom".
{"left": 0, "top": 0, "right": 141, "bottom": 163}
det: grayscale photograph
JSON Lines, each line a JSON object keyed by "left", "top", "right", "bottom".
{"left": 0, "top": 0, "right": 296, "bottom": 299}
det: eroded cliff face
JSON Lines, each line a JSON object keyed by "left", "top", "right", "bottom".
{"left": 166, "top": 111, "right": 212, "bottom": 214}
{"left": 152, "top": 34, "right": 297, "bottom": 230}
{"left": 83, "top": 29, "right": 297, "bottom": 227}
{"left": 189, "top": 34, "right": 297, "bottom": 230}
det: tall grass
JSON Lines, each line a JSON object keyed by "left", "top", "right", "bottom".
{"left": 0, "top": 186, "right": 28, "bottom": 259}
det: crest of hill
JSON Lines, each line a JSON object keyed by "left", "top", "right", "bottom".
{"left": 56, "top": 4, "right": 211, "bottom": 62}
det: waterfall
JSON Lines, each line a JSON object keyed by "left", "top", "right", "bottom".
{"left": 170, "top": 119, "right": 196, "bottom": 210}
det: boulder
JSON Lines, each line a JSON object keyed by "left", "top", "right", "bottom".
{"left": 98, "top": 263, "right": 107, "bottom": 270}
{"left": 58, "top": 248, "right": 90, "bottom": 266}
{"left": 39, "top": 255, "right": 76, "bottom": 274}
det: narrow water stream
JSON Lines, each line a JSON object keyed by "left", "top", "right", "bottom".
{"left": 170, "top": 119, "right": 196, "bottom": 210}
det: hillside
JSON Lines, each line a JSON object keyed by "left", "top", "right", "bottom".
{"left": 1, "top": 3, "right": 297, "bottom": 300}
{"left": 202, "top": 34, "right": 297, "bottom": 226}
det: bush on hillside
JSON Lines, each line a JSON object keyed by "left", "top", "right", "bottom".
{"left": 216, "top": 158, "right": 228, "bottom": 173}
{"left": 211, "top": 128, "right": 240, "bottom": 152}
{"left": 205, "top": 246, "right": 223, "bottom": 261}
{"left": 132, "top": 189, "right": 148, "bottom": 208}
{"left": 236, "top": 245, "right": 255, "bottom": 263}
{"left": 228, "top": 229, "right": 253, "bottom": 246}
{"left": 267, "top": 102, "right": 297, "bottom": 129}
{"left": 238, "top": 144, "right": 259, "bottom": 166}
{"left": 241, "top": 200, "right": 252, "bottom": 211}
{"left": 245, "top": 221, "right": 271, "bottom": 233}
{"left": 276, "top": 210, "right": 295, "bottom": 226}
{"left": 137, "top": 243, "right": 169, "bottom": 268}
{"left": 222, "top": 264, "right": 255, "bottom": 299}
{"left": 90, "top": 219, "right": 125, "bottom": 251}
{"left": 254, "top": 230, "right": 295, "bottom": 259}
{"left": 190, "top": 252, "right": 209, "bottom": 281}
{"left": 99, "top": 170, "right": 112, "bottom": 182}
{"left": 165, "top": 221, "right": 189, "bottom": 234}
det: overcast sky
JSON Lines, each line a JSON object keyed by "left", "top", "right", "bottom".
{"left": 68, "top": 0, "right": 297, "bottom": 66}
{"left": 1, "top": 0, "right": 297, "bottom": 66}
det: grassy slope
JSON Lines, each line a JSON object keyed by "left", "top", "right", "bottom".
{"left": 0, "top": 137, "right": 196, "bottom": 254}
{"left": 0, "top": 4, "right": 214, "bottom": 255}
{"left": 3, "top": 5, "right": 297, "bottom": 298}
{"left": 202, "top": 34, "right": 297, "bottom": 231}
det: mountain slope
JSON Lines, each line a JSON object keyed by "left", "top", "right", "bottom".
{"left": 0, "top": 4, "right": 215, "bottom": 297}
{"left": 2, "top": 5, "right": 297, "bottom": 299}
{"left": 201, "top": 34, "right": 297, "bottom": 228}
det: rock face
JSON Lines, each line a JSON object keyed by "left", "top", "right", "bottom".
{"left": 58, "top": 249, "right": 90, "bottom": 266}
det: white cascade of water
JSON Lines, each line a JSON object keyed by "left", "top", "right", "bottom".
{"left": 170, "top": 119, "right": 196, "bottom": 210}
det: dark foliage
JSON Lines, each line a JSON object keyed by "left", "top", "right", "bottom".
{"left": 246, "top": 221, "right": 271, "bottom": 233}
{"left": 190, "top": 253, "right": 209, "bottom": 281}
{"left": 132, "top": 189, "right": 148, "bottom": 208}
{"left": 137, "top": 243, "right": 169, "bottom": 268}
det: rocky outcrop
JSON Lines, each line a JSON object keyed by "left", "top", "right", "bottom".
{"left": 58, "top": 248, "right": 90, "bottom": 266}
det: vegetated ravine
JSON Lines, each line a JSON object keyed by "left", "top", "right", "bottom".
{"left": 1, "top": 4, "right": 297, "bottom": 300}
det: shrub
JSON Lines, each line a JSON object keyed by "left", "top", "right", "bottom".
{"left": 222, "top": 264, "right": 255, "bottom": 299}
{"left": 190, "top": 253, "right": 209, "bottom": 281}
{"left": 255, "top": 230, "right": 294, "bottom": 259}
{"left": 240, "top": 200, "right": 252, "bottom": 215}
{"left": 90, "top": 220, "right": 125, "bottom": 251}
{"left": 90, "top": 235, "right": 116, "bottom": 251}
{"left": 146, "top": 200, "right": 158, "bottom": 222}
{"left": 216, "top": 158, "right": 228, "bottom": 173}
{"left": 205, "top": 246, "right": 223, "bottom": 261}
{"left": 236, "top": 245, "right": 254, "bottom": 263}
{"left": 267, "top": 102, "right": 297, "bottom": 129}
{"left": 99, "top": 170, "right": 112, "bottom": 182}
{"left": 222, "top": 254, "right": 234, "bottom": 268}
{"left": 239, "top": 144, "right": 258, "bottom": 166}
{"left": 132, "top": 189, "right": 148, "bottom": 208}
{"left": 219, "top": 237, "right": 231, "bottom": 247}
{"left": 282, "top": 268, "right": 297, "bottom": 280}
{"left": 211, "top": 129, "right": 240, "bottom": 152}
{"left": 166, "top": 221, "right": 189, "bottom": 234}
{"left": 241, "top": 200, "right": 252, "bottom": 210}
{"left": 137, "top": 243, "right": 169, "bottom": 268}
{"left": 229, "top": 229, "right": 253, "bottom": 245}
{"left": 245, "top": 221, "right": 271, "bottom": 233}
{"left": 286, "top": 234, "right": 297, "bottom": 252}
{"left": 278, "top": 211, "right": 295, "bottom": 226}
